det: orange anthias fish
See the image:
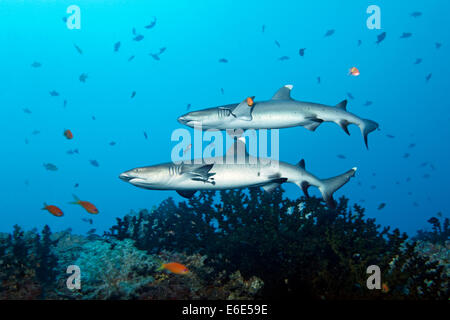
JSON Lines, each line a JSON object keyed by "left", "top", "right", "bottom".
{"left": 349, "top": 67, "right": 360, "bottom": 76}
{"left": 69, "top": 194, "right": 99, "bottom": 214}
{"left": 157, "top": 262, "right": 189, "bottom": 275}
{"left": 382, "top": 282, "right": 389, "bottom": 293}
{"left": 64, "top": 129, "right": 73, "bottom": 139}
{"left": 246, "top": 96, "right": 255, "bottom": 107}
{"left": 42, "top": 203, "right": 63, "bottom": 217}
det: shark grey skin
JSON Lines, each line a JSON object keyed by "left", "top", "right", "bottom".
{"left": 178, "top": 85, "right": 379, "bottom": 148}
{"left": 119, "top": 141, "right": 356, "bottom": 208}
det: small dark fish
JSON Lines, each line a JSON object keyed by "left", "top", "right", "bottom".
{"left": 375, "top": 32, "right": 386, "bottom": 44}
{"left": 363, "top": 101, "right": 373, "bottom": 106}
{"left": 25, "top": 139, "right": 29, "bottom": 144}
{"left": 413, "top": 202, "right": 419, "bottom": 207}
{"left": 89, "top": 160, "right": 99, "bottom": 167}
{"left": 63, "top": 100, "right": 67, "bottom": 108}
{"left": 435, "top": 42, "right": 442, "bottom": 49}
{"left": 337, "top": 154, "right": 346, "bottom": 159}
{"left": 403, "top": 153, "right": 410, "bottom": 158}
{"left": 410, "top": 12, "right": 422, "bottom": 17}
{"left": 43, "top": 163, "right": 58, "bottom": 171}
{"left": 357, "top": 40, "right": 362, "bottom": 46}
{"left": 159, "top": 47, "right": 166, "bottom": 55}
{"left": 23, "top": 108, "right": 32, "bottom": 114}
{"left": 149, "top": 53, "right": 160, "bottom": 60}
{"left": 32, "top": 130, "right": 40, "bottom": 135}
{"left": 31, "top": 61, "right": 42, "bottom": 68}
{"left": 408, "top": 143, "right": 416, "bottom": 148}
{"left": 347, "top": 92, "right": 354, "bottom": 100}
{"left": 66, "top": 149, "right": 79, "bottom": 155}
{"left": 407, "top": 191, "right": 412, "bottom": 195}
{"left": 128, "top": 55, "right": 135, "bottom": 62}
{"left": 49, "top": 90, "right": 59, "bottom": 97}
{"left": 74, "top": 44, "right": 83, "bottom": 54}
{"left": 133, "top": 34, "right": 144, "bottom": 41}
{"left": 430, "top": 163, "right": 436, "bottom": 170}
{"left": 114, "top": 41, "right": 121, "bottom": 52}
{"left": 423, "top": 173, "right": 430, "bottom": 179}
{"left": 186, "top": 104, "right": 191, "bottom": 111}
{"left": 400, "top": 32, "right": 412, "bottom": 39}
{"left": 92, "top": 116, "right": 96, "bottom": 120}
{"left": 274, "top": 40, "right": 280, "bottom": 48}
{"left": 262, "top": 25, "right": 265, "bottom": 33}
{"left": 324, "top": 29, "right": 335, "bottom": 37}
{"left": 143, "top": 131, "right": 148, "bottom": 140}
{"left": 298, "top": 48, "right": 305, "bottom": 57}
{"left": 131, "top": 91, "right": 136, "bottom": 98}
{"left": 425, "top": 73, "right": 432, "bottom": 82}
{"left": 278, "top": 56, "right": 289, "bottom": 61}
{"left": 219, "top": 58, "right": 228, "bottom": 63}
{"left": 414, "top": 58, "right": 422, "bottom": 65}
{"left": 419, "top": 162, "right": 428, "bottom": 167}
{"left": 377, "top": 203, "right": 386, "bottom": 210}
{"left": 82, "top": 218, "right": 93, "bottom": 224}
{"left": 220, "top": 88, "right": 224, "bottom": 95}
{"left": 395, "top": 181, "right": 400, "bottom": 185}
{"left": 79, "top": 73, "right": 88, "bottom": 83}
{"left": 62, "top": 16, "right": 67, "bottom": 23}
{"left": 386, "top": 134, "right": 395, "bottom": 138}
{"left": 74, "top": 183, "right": 79, "bottom": 188}
{"left": 144, "top": 17, "right": 156, "bottom": 29}
{"left": 132, "top": 28, "right": 137, "bottom": 35}
{"left": 317, "top": 76, "right": 321, "bottom": 84}
{"left": 406, "top": 177, "right": 411, "bottom": 182}
{"left": 370, "top": 185, "right": 376, "bottom": 190}
{"left": 109, "top": 141, "right": 116, "bottom": 146}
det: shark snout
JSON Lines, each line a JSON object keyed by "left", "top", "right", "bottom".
{"left": 119, "top": 171, "right": 133, "bottom": 182}
{"left": 177, "top": 114, "right": 201, "bottom": 127}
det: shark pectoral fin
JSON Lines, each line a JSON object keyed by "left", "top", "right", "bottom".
{"left": 182, "top": 164, "right": 216, "bottom": 183}
{"left": 338, "top": 120, "right": 351, "bottom": 135}
{"left": 262, "top": 177, "right": 288, "bottom": 193}
{"left": 231, "top": 100, "right": 253, "bottom": 121}
{"left": 300, "top": 181, "right": 310, "bottom": 198}
{"left": 335, "top": 100, "right": 347, "bottom": 110}
{"left": 271, "top": 84, "right": 293, "bottom": 100}
{"left": 176, "top": 190, "right": 197, "bottom": 198}
{"left": 301, "top": 117, "right": 323, "bottom": 131}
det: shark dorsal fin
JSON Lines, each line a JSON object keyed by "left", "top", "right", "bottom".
{"left": 226, "top": 137, "right": 249, "bottom": 160}
{"left": 297, "top": 159, "right": 305, "bottom": 169}
{"left": 231, "top": 98, "right": 254, "bottom": 121}
{"left": 335, "top": 100, "right": 347, "bottom": 111}
{"left": 272, "top": 85, "right": 293, "bottom": 100}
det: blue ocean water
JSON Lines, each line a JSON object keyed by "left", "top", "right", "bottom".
{"left": 0, "top": 0, "right": 448, "bottom": 236}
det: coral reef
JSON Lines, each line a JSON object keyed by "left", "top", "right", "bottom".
{"left": 0, "top": 188, "right": 448, "bottom": 300}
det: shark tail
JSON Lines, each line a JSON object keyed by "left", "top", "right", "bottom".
{"left": 318, "top": 168, "right": 357, "bottom": 209}
{"left": 359, "top": 118, "right": 379, "bottom": 149}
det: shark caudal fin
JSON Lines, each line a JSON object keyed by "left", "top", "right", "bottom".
{"left": 359, "top": 118, "right": 379, "bottom": 148}
{"left": 319, "top": 168, "right": 357, "bottom": 208}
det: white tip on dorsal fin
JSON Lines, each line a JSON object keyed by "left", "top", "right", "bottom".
{"left": 272, "top": 85, "right": 294, "bottom": 100}
{"left": 352, "top": 167, "right": 357, "bottom": 171}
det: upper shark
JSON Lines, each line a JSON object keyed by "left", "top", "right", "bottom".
{"left": 119, "top": 139, "right": 356, "bottom": 208}
{"left": 178, "top": 85, "right": 379, "bottom": 148}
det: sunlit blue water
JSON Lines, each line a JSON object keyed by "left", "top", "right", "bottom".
{"left": 0, "top": 0, "right": 448, "bottom": 236}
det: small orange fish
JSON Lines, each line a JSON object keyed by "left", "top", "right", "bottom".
{"left": 42, "top": 203, "right": 63, "bottom": 217}
{"left": 69, "top": 194, "right": 99, "bottom": 214}
{"left": 382, "top": 282, "right": 389, "bottom": 293}
{"left": 64, "top": 129, "right": 73, "bottom": 140}
{"left": 349, "top": 67, "right": 360, "bottom": 76}
{"left": 246, "top": 96, "right": 254, "bottom": 107}
{"left": 158, "top": 262, "right": 189, "bottom": 275}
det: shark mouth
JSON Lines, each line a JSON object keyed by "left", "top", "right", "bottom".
{"left": 177, "top": 116, "right": 202, "bottom": 127}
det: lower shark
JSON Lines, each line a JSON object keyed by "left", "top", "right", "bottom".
{"left": 178, "top": 85, "right": 379, "bottom": 148}
{"left": 119, "top": 140, "right": 356, "bottom": 208}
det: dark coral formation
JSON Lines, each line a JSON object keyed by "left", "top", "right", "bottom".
{"left": 0, "top": 188, "right": 448, "bottom": 299}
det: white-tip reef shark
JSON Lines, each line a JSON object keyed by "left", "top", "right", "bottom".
{"left": 119, "top": 140, "right": 356, "bottom": 208}
{"left": 178, "top": 85, "right": 379, "bottom": 148}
